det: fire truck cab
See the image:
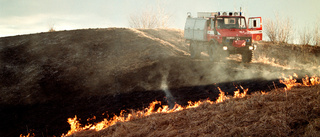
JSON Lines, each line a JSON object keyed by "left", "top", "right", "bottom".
{"left": 184, "top": 11, "right": 262, "bottom": 63}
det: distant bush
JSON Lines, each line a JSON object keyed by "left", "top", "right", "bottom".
{"left": 265, "top": 14, "right": 320, "bottom": 46}
{"left": 312, "top": 22, "right": 320, "bottom": 46}
{"left": 48, "top": 24, "right": 56, "bottom": 32}
{"left": 264, "top": 18, "right": 277, "bottom": 43}
{"left": 48, "top": 27, "right": 56, "bottom": 32}
{"left": 264, "top": 13, "right": 293, "bottom": 44}
{"left": 299, "top": 28, "right": 312, "bottom": 46}
{"left": 297, "top": 20, "right": 320, "bottom": 47}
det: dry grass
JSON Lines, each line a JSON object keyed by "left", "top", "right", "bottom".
{"left": 72, "top": 85, "right": 320, "bottom": 137}
{"left": 253, "top": 41, "right": 320, "bottom": 70}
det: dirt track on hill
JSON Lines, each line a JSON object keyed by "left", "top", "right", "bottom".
{"left": 0, "top": 28, "right": 319, "bottom": 136}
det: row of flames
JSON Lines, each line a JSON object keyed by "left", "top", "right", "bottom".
{"left": 20, "top": 74, "right": 320, "bottom": 137}
{"left": 62, "top": 87, "right": 249, "bottom": 136}
{"left": 280, "top": 73, "right": 320, "bottom": 90}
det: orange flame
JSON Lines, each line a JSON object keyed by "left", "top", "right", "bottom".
{"left": 302, "top": 75, "right": 320, "bottom": 86}
{"left": 20, "top": 133, "right": 35, "bottom": 137}
{"left": 280, "top": 74, "right": 320, "bottom": 90}
{"left": 62, "top": 87, "right": 249, "bottom": 136}
{"left": 279, "top": 73, "right": 302, "bottom": 90}
{"left": 216, "top": 87, "right": 229, "bottom": 103}
{"left": 234, "top": 86, "right": 248, "bottom": 98}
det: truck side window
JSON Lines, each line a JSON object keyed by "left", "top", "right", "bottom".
{"left": 253, "top": 20, "right": 257, "bottom": 27}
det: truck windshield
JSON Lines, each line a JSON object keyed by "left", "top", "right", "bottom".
{"left": 217, "top": 17, "right": 246, "bottom": 29}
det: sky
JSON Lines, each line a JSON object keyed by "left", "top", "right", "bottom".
{"left": 1, "top": 0, "right": 320, "bottom": 42}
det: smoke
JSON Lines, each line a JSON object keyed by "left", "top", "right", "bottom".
{"left": 160, "top": 70, "right": 176, "bottom": 109}
{"left": 154, "top": 48, "right": 318, "bottom": 92}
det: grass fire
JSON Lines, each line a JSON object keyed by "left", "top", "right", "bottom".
{"left": 62, "top": 74, "right": 320, "bottom": 136}
{"left": 1, "top": 28, "right": 320, "bottom": 137}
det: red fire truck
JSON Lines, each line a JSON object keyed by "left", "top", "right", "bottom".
{"left": 184, "top": 11, "right": 262, "bottom": 62}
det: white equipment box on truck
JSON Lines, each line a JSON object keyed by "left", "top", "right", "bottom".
{"left": 184, "top": 18, "right": 207, "bottom": 41}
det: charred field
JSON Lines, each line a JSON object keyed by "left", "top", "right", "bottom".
{"left": 0, "top": 28, "right": 320, "bottom": 137}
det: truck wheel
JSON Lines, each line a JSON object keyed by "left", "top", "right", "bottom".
{"left": 190, "top": 42, "right": 200, "bottom": 59}
{"left": 242, "top": 50, "right": 253, "bottom": 63}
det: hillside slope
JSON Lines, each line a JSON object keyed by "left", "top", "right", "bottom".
{"left": 0, "top": 28, "right": 188, "bottom": 105}
{"left": 1, "top": 28, "right": 320, "bottom": 137}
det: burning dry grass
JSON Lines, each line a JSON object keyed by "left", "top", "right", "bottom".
{"left": 66, "top": 88, "right": 320, "bottom": 136}
{"left": 61, "top": 75, "right": 320, "bottom": 137}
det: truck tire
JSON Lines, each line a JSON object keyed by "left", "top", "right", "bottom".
{"left": 242, "top": 50, "right": 253, "bottom": 63}
{"left": 190, "top": 41, "right": 200, "bottom": 59}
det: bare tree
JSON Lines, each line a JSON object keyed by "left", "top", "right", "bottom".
{"left": 48, "top": 27, "right": 56, "bottom": 32}
{"left": 128, "top": 2, "right": 171, "bottom": 29}
{"left": 264, "top": 13, "right": 293, "bottom": 44}
{"left": 277, "top": 17, "right": 293, "bottom": 44}
{"left": 129, "top": 8, "right": 158, "bottom": 29}
{"left": 264, "top": 18, "right": 278, "bottom": 43}
{"left": 313, "top": 21, "right": 320, "bottom": 46}
{"left": 299, "top": 27, "right": 312, "bottom": 46}
{"left": 48, "top": 23, "right": 56, "bottom": 32}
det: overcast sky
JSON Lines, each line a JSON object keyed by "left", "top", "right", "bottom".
{"left": 1, "top": 0, "right": 320, "bottom": 40}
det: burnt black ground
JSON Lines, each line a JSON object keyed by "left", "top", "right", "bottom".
{"left": 0, "top": 55, "right": 313, "bottom": 137}
{"left": 0, "top": 77, "right": 288, "bottom": 137}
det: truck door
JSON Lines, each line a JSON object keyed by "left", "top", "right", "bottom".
{"left": 248, "top": 17, "right": 262, "bottom": 41}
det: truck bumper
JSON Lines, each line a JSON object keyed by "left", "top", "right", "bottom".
{"left": 223, "top": 44, "right": 256, "bottom": 54}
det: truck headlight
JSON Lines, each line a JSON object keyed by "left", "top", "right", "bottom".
{"left": 223, "top": 46, "right": 228, "bottom": 50}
